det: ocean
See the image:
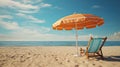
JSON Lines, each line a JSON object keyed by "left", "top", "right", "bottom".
{"left": 0, "top": 41, "right": 120, "bottom": 46}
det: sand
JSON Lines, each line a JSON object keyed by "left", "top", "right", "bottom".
{"left": 0, "top": 46, "right": 120, "bottom": 67}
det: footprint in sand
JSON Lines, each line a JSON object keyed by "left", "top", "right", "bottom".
{"left": 98, "top": 65, "right": 102, "bottom": 67}
{"left": 92, "top": 63, "right": 95, "bottom": 66}
{"left": 75, "top": 65, "right": 79, "bottom": 67}
{"left": 55, "top": 57, "right": 59, "bottom": 61}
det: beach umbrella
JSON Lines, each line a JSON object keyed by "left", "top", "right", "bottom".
{"left": 52, "top": 13, "right": 104, "bottom": 56}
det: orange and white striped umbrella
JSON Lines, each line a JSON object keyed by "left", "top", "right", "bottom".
{"left": 52, "top": 14, "right": 104, "bottom": 56}
{"left": 53, "top": 14, "right": 104, "bottom": 30}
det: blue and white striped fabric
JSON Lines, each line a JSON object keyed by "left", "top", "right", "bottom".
{"left": 88, "top": 38, "right": 103, "bottom": 53}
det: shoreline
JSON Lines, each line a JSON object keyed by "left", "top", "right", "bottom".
{"left": 0, "top": 45, "right": 120, "bottom": 47}
{"left": 0, "top": 41, "right": 120, "bottom": 46}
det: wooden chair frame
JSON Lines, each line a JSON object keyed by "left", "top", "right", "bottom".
{"left": 80, "top": 37, "right": 107, "bottom": 59}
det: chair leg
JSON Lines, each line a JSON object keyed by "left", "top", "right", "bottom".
{"left": 86, "top": 47, "right": 89, "bottom": 59}
{"left": 80, "top": 48, "right": 83, "bottom": 56}
{"left": 97, "top": 50, "right": 104, "bottom": 59}
{"left": 86, "top": 52, "right": 89, "bottom": 59}
{"left": 100, "top": 50, "right": 104, "bottom": 59}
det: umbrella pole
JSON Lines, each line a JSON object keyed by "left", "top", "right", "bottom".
{"left": 75, "top": 29, "right": 79, "bottom": 56}
{"left": 75, "top": 21, "right": 79, "bottom": 56}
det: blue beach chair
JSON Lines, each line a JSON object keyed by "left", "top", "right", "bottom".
{"left": 80, "top": 37, "right": 107, "bottom": 59}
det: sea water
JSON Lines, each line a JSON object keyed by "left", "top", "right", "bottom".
{"left": 0, "top": 41, "right": 120, "bottom": 46}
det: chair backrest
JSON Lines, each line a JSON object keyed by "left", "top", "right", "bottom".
{"left": 88, "top": 37, "right": 107, "bottom": 53}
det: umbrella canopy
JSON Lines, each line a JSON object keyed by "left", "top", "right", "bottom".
{"left": 52, "top": 14, "right": 104, "bottom": 56}
{"left": 53, "top": 14, "right": 104, "bottom": 30}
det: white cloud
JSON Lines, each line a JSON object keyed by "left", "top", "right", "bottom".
{"left": 12, "top": 28, "right": 40, "bottom": 36}
{"left": 0, "top": 33, "right": 51, "bottom": 41}
{"left": 54, "top": 6, "right": 62, "bottom": 10}
{"left": 0, "top": 30, "right": 91, "bottom": 41}
{"left": 0, "top": 0, "right": 52, "bottom": 14}
{"left": 16, "top": 13, "right": 25, "bottom": 16}
{"left": 92, "top": 5, "right": 101, "bottom": 8}
{"left": 0, "top": 15, "right": 13, "bottom": 19}
{"left": 0, "top": 20, "right": 52, "bottom": 41}
{"left": 28, "top": 15, "right": 45, "bottom": 23}
{"left": 0, "top": 21, "right": 20, "bottom": 30}
{"left": 0, "top": 0, "right": 38, "bottom": 10}
{"left": 18, "top": 10, "right": 39, "bottom": 14}
{"left": 0, "top": 27, "right": 50, "bottom": 41}
{"left": 0, "top": 17, "right": 51, "bottom": 41}
{"left": 20, "top": 0, "right": 42, "bottom": 4}
{"left": 12, "top": 26, "right": 50, "bottom": 35}
{"left": 39, "top": 26, "right": 51, "bottom": 32}
{"left": 16, "top": 13, "right": 45, "bottom": 23}
{"left": 0, "top": 0, "right": 54, "bottom": 41}
{"left": 108, "top": 32, "right": 120, "bottom": 41}
{"left": 40, "top": 3, "right": 52, "bottom": 8}
{"left": 0, "top": 15, "right": 19, "bottom": 30}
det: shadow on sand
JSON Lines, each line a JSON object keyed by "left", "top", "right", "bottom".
{"left": 102, "top": 56, "right": 120, "bottom": 62}
{"left": 81, "top": 55, "right": 120, "bottom": 62}
{"left": 95, "top": 56, "right": 120, "bottom": 62}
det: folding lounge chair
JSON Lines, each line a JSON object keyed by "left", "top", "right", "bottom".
{"left": 80, "top": 37, "right": 107, "bottom": 59}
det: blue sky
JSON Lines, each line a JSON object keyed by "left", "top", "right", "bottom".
{"left": 0, "top": 0, "right": 120, "bottom": 41}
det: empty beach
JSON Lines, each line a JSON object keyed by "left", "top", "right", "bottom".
{"left": 0, "top": 46, "right": 120, "bottom": 67}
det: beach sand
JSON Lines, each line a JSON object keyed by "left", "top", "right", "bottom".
{"left": 0, "top": 46, "right": 120, "bottom": 67}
